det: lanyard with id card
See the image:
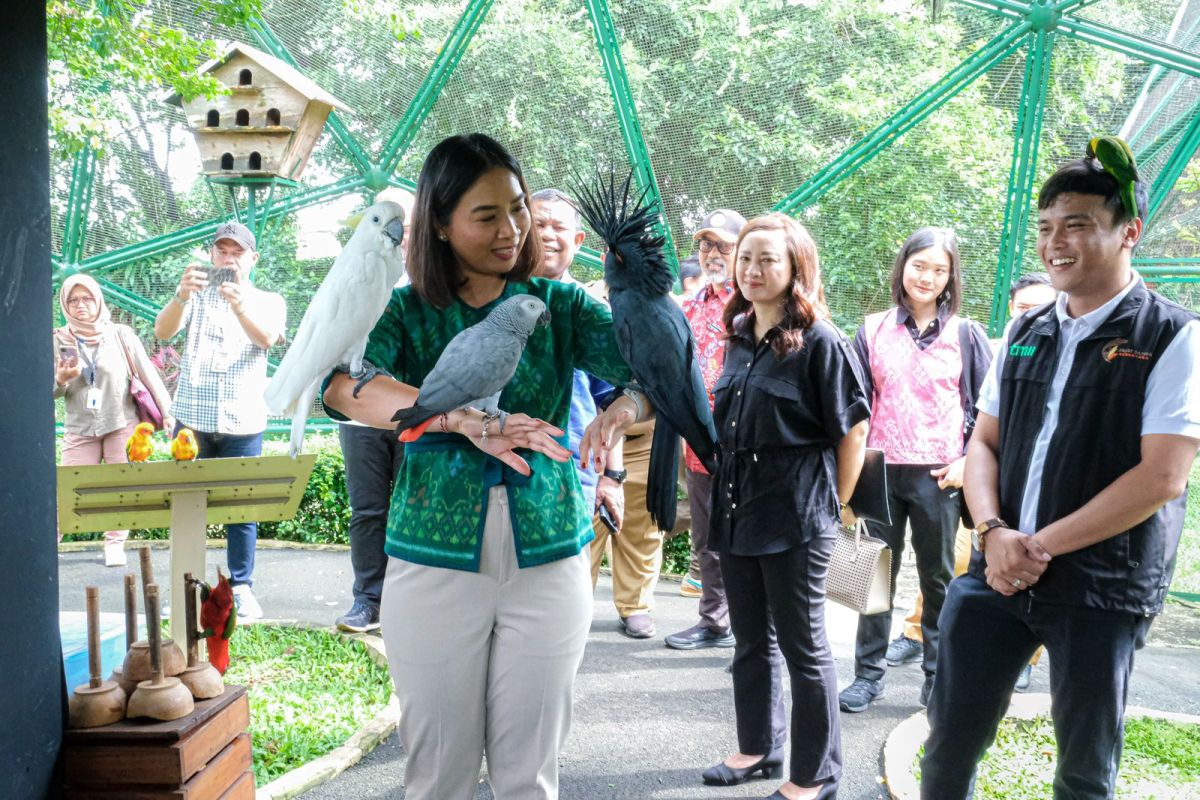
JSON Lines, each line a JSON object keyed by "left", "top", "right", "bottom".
{"left": 76, "top": 338, "right": 102, "bottom": 410}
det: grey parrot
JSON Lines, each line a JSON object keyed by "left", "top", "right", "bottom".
{"left": 264, "top": 200, "right": 406, "bottom": 457}
{"left": 393, "top": 294, "right": 551, "bottom": 442}
{"left": 572, "top": 170, "right": 718, "bottom": 531}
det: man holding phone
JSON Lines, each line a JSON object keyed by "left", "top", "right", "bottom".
{"left": 154, "top": 221, "right": 286, "bottom": 619}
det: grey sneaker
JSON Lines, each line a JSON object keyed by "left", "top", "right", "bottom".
{"left": 232, "top": 584, "right": 263, "bottom": 621}
{"left": 1015, "top": 663, "right": 1033, "bottom": 692}
{"left": 664, "top": 623, "right": 736, "bottom": 650}
{"left": 839, "top": 677, "right": 885, "bottom": 713}
{"left": 337, "top": 602, "right": 381, "bottom": 633}
{"left": 885, "top": 634, "right": 923, "bottom": 666}
{"left": 619, "top": 613, "right": 655, "bottom": 639}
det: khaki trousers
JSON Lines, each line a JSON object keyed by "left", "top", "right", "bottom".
{"left": 380, "top": 487, "right": 593, "bottom": 799}
{"left": 588, "top": 427, "right": 663, "bottom": 617}
{"left": 903, "top": 525, "right": 1043, "bottom": 666}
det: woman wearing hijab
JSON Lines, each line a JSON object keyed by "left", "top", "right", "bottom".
{"left": 54, "top": 275, "right": 172, "bottom": 566}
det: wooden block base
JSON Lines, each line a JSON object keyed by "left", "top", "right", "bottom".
{"left": 63, "top": 685, "right": 252, "bottom": 799}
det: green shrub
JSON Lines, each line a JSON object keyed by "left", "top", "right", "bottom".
{"left": 258, "top": 437, "right": 350, "bottom": 545}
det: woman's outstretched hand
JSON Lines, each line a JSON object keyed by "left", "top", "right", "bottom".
{"left": 579, "top": 394, "right": 639, "bottom": 473}
{"left": 450, "top": 409, "right": 569, "bottom": 476}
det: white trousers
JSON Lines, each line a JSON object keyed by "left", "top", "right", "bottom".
{"left": 381, "top": 487, "right": 593, "bottom": 800}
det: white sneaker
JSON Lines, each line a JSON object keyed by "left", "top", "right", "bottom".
{"left": 232, "top": 584, "right": 263, "bottom": 620}
{"left": 103, "top": 542, "right": 127, "bottom": 567}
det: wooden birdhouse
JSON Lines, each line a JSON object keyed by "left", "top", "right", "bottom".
{"left": 165, "top": 43, "right": 348, "bottom": 180}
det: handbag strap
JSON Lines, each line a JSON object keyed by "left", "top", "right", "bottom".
{"left": 113, "top": 327, "right": 138, "bottom": 381}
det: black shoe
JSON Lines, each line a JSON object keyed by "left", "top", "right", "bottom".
{"left": 336, "top": 602, "right": 380, "bottom": 633}
{"left": 838, "top": 677, "right": 885, "bottom": 713}
{"left": 766, "top": 781, "right": 838, "bottom": 799}
{"left": 665, "top": 623, "right": 736, "bottom": 650}
{"left": 885, "top": 634, "right": 923, "bottom": 666}
{"left": 1015, "top": 663, "right": 1033, "bottom": 692}
{"left": 919, "top": 674, "right": 934, "bottom": 708}
{"left": 701, "top": 747, "right": 784, "bottom": 786}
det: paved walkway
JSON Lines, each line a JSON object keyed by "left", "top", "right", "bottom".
{"left": 59, "top": 543, "right": 1200, "bottom": 799}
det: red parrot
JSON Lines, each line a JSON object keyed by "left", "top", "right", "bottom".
{"left": 199, "top": 567, "right": 238, "bottom": 674}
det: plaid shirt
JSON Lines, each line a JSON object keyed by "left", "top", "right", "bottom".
{"left": 681, "top": 279, "right": 734, "bottom": 473}
{"left": 170, "top": 285, "right": 285, "bottom": 435}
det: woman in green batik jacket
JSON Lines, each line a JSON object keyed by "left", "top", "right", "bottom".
{"left": 323, "top": 134, "right": 646, "bottom": 800}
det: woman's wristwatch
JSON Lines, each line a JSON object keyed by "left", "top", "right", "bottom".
{"left": 602, "top": 468, "right": 627, "bottom": 484}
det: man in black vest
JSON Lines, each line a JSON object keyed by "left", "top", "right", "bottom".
{"left": 921, "top": 144, "right": 1200, "bottom": 799}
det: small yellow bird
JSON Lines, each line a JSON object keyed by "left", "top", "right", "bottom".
{"left": 171, "top": 428, "right": 199, "bottom": 461}
{"left": 125, "top": 422, "right": 156, "bottom": 463}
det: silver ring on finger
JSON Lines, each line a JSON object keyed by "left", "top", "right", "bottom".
{"left": 1011, "top": 578, "right": 1023, "bottom": 589}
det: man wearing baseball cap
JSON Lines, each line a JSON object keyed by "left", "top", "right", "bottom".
{"left": 155, "top": 220, "right": 287, "bottom": 620}
{"left": 665, "top": 208, "right": 747, "bottom": 651}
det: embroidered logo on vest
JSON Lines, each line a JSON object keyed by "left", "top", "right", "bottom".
{"left": 1101, "top": 337, "right": 1152, "bottom": 362}
{"left": 1008, "top": 343, "right": 1037, "bottom": 358}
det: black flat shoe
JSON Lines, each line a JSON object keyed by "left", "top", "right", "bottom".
{"left": 702, "top": 747, "right": 785, "bottom": 786}
{"left": 766, "top": 780, "right": 838, "bottom": 799}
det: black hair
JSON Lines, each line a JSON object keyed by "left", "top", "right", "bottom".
{"left": 408, "top": 134, "right": 541, "bottom": 308}
{"left": 1037, "top": 157, "right": 1148, "bottom": 226}
{"left": 1009, "top": 272, "right": 1052, "bottom": 300}
{"left": 678, "top": 254, "right": 702, "bottom": 279}
{"left": 889, "top": 227, "right": 962, "bottom": 315}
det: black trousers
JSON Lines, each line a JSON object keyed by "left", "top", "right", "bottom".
{"left": 921, "top": 574, "right": 1150, "bottom": 799}
{"left": 853, "top": 463, "right": 960, "bottom": 680}
{"left": 721, "top": 533, "right": 841, "bottom": 787}
{"left": 338, "top": 424, "right": 404, "bottom": 607}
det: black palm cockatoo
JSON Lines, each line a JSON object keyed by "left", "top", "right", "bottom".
{"left": 573, "top": 170, "right": 719, "bottom": 531}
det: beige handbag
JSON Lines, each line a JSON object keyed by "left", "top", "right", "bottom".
{"left": 827, "top": 524, "right": 893, "bottom": 615}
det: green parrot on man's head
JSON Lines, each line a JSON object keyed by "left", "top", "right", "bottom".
{"left": 1086, "top": 135, "right": 1140, "bottom": 221}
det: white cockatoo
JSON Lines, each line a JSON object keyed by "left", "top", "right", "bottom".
{"left": 265, "top": 200, "right": 406, "bottom": 457}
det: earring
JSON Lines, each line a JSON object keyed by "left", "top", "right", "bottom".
{"left": 437, "top": 232, "right": 448, "bottom": 241}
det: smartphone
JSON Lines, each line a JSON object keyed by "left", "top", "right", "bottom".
{"left": 58, "top": 345, "right": 78, "bottom": 366}
{"left": 598, "top": 502, "right": 618, "bottom": 533}
{"left": 210, "top": 267, "right": 237, "bottom": 285}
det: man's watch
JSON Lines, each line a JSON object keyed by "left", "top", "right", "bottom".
{"left": 171, "top": 288, "right": 190, "bottom": 306}
{"left": 971, "top": 517, "right": 1008, "bottom": 552}
{"left": 602, "top": 468, "right": 627, "bottom": 484}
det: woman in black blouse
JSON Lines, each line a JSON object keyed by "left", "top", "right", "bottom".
{"left": 701, "top": 213, "right": 870, "bottom": 800}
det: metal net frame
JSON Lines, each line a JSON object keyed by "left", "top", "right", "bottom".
{"left": 50, "top": 0, "right": 1200, "bottom": 394}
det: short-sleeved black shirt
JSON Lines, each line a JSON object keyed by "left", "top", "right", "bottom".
{"left": 709, "top": 318, "right": 871, "bottom": 556}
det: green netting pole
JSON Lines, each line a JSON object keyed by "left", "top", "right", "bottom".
{"left": 1145, "top": 111, "right": 1200, "bottom": 227}
{"left": 584, "top": 0, "right": 679, "bottom": 269}
{"left": 1123, "top": 13, "right": 1199, "bottom": 147}
{"left": 379, "top": 0, "right": 495, "bottom": 173}
{"left": 1137, "top": 110, "right": 1197, "bottom": 166}
{"left": 61, "top": 148, "right": 98, "bottom": 266}
{"left": 991, "top": 23, "right": 1056, "bottom": 337}
{"left": 774, "top": 19, "right": 1030, "bottom": 215}
{"left": 243, "top": 16, "right": 374, "bottom": 175}
{"left": 1057, "top": 16, "right": 1200, "bottom": 79}
{"left": 78, "top": 175, "right": 366, "bottom": 275}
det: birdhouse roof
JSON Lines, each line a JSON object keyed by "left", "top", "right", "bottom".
{"left": 162, "top": 41, "right": 349, "bottom": 111}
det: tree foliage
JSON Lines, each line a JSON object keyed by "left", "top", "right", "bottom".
{"left": 47, "top": 0, "right": 263, "bottom": 156}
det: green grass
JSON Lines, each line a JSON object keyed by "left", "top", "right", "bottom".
{"left": 914, "top": 716, "right": 1200, "bottom": 799}
{"left": 222, "top": 624, "right": 393, "bottom": 786}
